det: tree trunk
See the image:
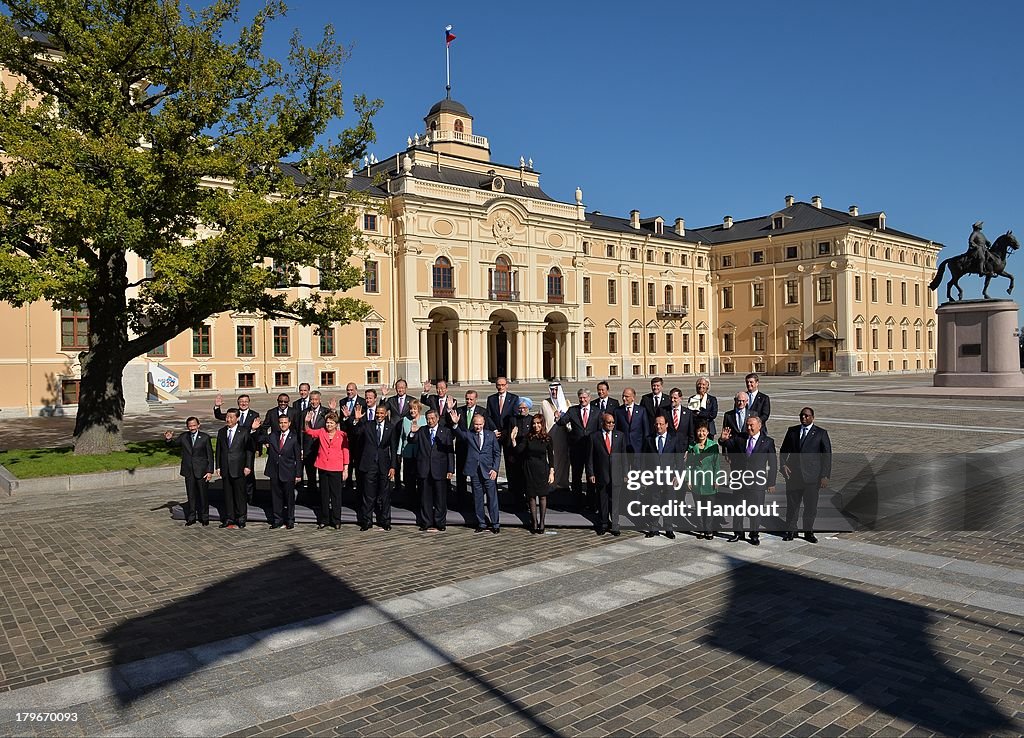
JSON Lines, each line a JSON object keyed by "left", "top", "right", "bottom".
{"left": 73, "top": 347, "right": 129, "bottom": 454}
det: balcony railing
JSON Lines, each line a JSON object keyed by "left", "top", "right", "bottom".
{"left": 423, "top": 129, "right": 490, "bottom": 149}
{"left": 432, "top": 287, "right": 455, "bottom": 298}
{"left": 657, "top": 304, "right": 688, "bottom": 317}
{"left": 547, "top": 294, "right": 564, "bottom": 304}
{"left": 489, "top": 290, "right": 520, "bottom": 302}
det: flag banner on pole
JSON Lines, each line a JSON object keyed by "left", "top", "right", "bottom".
{"left": 445, "top": 25, "right": 456, "bottom": 47}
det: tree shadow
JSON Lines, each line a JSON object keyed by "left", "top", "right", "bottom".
{"left": 99, "top": 548, "right": 562, "bottom": 736}
{"left": 703, "top": 559, "right": 1016, "bottom": 735}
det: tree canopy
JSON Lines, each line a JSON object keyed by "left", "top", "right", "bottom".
{"left": 0, "top": 0, "right": 380, "bottom": 452}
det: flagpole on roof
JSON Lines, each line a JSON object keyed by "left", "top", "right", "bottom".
{"left": 445, "top": 25, "right": 454, "bottom": 99}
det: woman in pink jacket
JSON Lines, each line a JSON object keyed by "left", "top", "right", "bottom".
{"left": 305, "top": 410, "right": 350, "bottom": 529}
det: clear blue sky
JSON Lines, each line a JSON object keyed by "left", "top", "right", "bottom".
{"left": 245, "top": 0, "right": 1023, "bottom": 299}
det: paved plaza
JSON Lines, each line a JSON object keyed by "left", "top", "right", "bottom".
{"left": 1, "top": 376, "right": 1023, "bottom": 737}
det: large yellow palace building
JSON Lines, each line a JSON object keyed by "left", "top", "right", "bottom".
{"left": 0, "top": 95, "right": 943, "bottom": 415}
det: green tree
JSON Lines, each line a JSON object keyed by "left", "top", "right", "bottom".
{"left": 0, "top": 0, "right": 379, "bottom": 453}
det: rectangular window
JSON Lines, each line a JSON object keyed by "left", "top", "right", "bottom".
{"left": 606, "top": 244, "right": 615, "bottom": 258}
{"left": 697, "top": 287, "right": 705, "bottom": 310}
{"left": 609, "top": 364, "right": 619, "bottom": 377}
{"left": 681, "top": 254, "right": 689, "bottom": 266}
{"left": 723, "top": 334, "right": 734, "bottom": 353}
{"left": 664, "top": 252, "right": 672, "bottom": 265}
{"left": 928, "top": 290, "right": 934, "bottom": 308}
{"left": 629, "top": 248, "right": 638, "bottom": 261}
{"left": 582, "top": 277, "right": 591, "bottom": 303}
{"left": 785, "top": 280, "right": 798, "bottom": 305}
{"left": 631, "top": 332, "right": 641, "bottom": 354}
{"left": 753, "top": 331, "right": 765, "bottom": 352}
{"left": 903, "top": 359, "right": 909, "bottom": 370}
{"left": 873, "top": 361, "right": 879, "bottom": 372}
{"left": 273, "top": 326, "right": 290, "bottom": 356}
{"left": 785, "top": 246, "right": 798, "bottom": 260}
{"left": 723, "top": 362, "right": 735, "bottom": 374}
{"left": 607, "top": 279, "right": 617, "bottom": 305}
{"left": 787, "top": 329, "right": 800, "bottom": 351}
{"left": 364, "top": 260, "right": 379, "bottom": 293}
{"left": 61, "top": 379, "right": 81, "bottom": 405}
{"left": 854, "top": 276, "right": 862, "bottom": 301}
{"left": 915, "top": 283, "right": 921, "bottom": 306}
{"left": 857, "top": 360, "right": 864, "bottom": 372}
{"left": 582, "top": 241, "right": 591, "bottom": 256}
{"left": 193, "top": 325, "right": 212, "bottom": 356}
{"left": 274, "top": 371, "right": 291, "bottom": 387}
{"left": 365, "top": 327, "right": 380, "bottom": 356}
{"left": 872, "top": 328, "right": 879, "bottom": 349}
{"left": 752, "top": 283, "right": 764, "bottom": 307}
{"left": 681, "top": 285, "right": 689, "bottom": 308}
{"left": 236, "top": 325, "right": 255, "bottom": 356}
{"left": 886, "top": 279, "right": 893, "bottom": 303}
{"left": 902, "top": 329, "right": 908, "bottom": 349}
{"left": 817, "top": 276, "right": 832, "bottom": 302}
{"left": 632, "top": 365, "right": 641, "bottom": 376}
{"left": 683, "top": 363, "right": 691, "bottom": 374}
{"left": 238, "top": 372, "right": 255, "bottom": 388}
{"left": 60, "top": 305, "right": 90, "bottom": 350}
{"left": 787, "top": 362, "right": 799, "bottom": 373}
{"left": 646, "top": 249, "right": 654, "bottom": 262}
{"left": 666, "top": 364, "right": 674, "bottom": 374}
{"left": 888, "top": 360, "right": 894, "bottom": 371}
{"left": 871, "top": 278, "right": 878, "bottom": 302}
{"left": 682, "top": 333, "right": 690, "bottom": 352}
{"left": 586, "top": 365, "right": 594, "bottom": 377}
{"left": 647, "top": 282, "right": 655, "bottom": 307}
{"left": 856, "top": 327, "right": 863, "bottom": 350}
{"left": 193, "top": 373, "right": 212, "bottom": 390}
{"left": 752, "top": 250, "right": 764, "bottom": 264}
{"left": 698, "top": 334, "right": 706, "bottom": 353}
{"left": 722, "top": 286, "right": 733, "bottom": 309}
{"left": 320, "top": 327, "right": 335, "bottom": 356}
{"left": 366, "top": 369, "right": 381, "bottom": 385}
{"left": 901, "top": 281, "right": 907, "bottom": 305}
{"left": 320, "top": 371, "right": 336, "bottom": 387}
{"left": 631, "top": 281, "right": 640, "bottom": 306}
{"left": 666, "top": 333, "right": 674, "bottom": 353}
{"left": 648, "top": 332, "right": 656, "bottom": 353}
{"left": 148, "top": 342, "right": 167, "bottom": 357}
{"left": 363, "top": 213, "right": 377, "bottom": 231}
{"left": 916, "top": 330, "right": 921, "bottom": 350}
{"left": 818, "top": 241, "right": 831, "bottom": 255}
{"left": 721, "top": 255, "right": 733, "bottom": 268}
{"left": 928, "top": 330, "right": 933, "bottom": 349}
{"left": 887, "top": 329, "right": 893, "bottom": 350}
{"left": 583, "top": 331, "right": 592, "bottom": 353}
{"left": 609, "top": 332, "right": 618, "bottom": 353}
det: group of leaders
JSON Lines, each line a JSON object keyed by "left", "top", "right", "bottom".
{"left": 164, "top": 373, "right": 831, "bottom": 545}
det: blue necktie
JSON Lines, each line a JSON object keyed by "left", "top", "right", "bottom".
{"left": 657, "top": 435, "right": 664, "bottom": 454}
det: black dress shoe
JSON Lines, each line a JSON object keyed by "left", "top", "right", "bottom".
{"left": 286, "top": 523, "right": 294, "bottom": 530}
{"left": 805, "top": 532, "right": 818, "bottom": 543}
{"left": 317, "top": 524, "right": 326, "bottom": 530}
{"left": 644, "top": 531, "right": 657, "bottom": 538}
{"left": 609, "top": 530, "right": 620, "bottom": 536}
{"left": 359, "top": 524, "right": 371, "bottom": 531}
{"left": 750, "top": 536, "right": 760, "bottom": 546}
{"left": 238, "top": 522, "right": 246, "bottom": 529}
{"left": 596, "top": 528, "right": 606, "bottom": 536}
{"left": 382, "top": 524, "right": 391, "bottom": 531}
{"left": 185, "top": 520, "right": 196, "bottom": 527}
{"left": 664, "top": 531, "right": 676, "bottom": 540}
{"left": 727, "top": 533, "right": 746, "bottom": 542}
{"left": 782, "top": 532, "right": 794, "bottom": 541}
{"left": 201, "top": 521, "right": 209, "bottom": 527}
{"left": 492, "top": 527, "right": 501, "bottom": 534}
{"left": 475, "top": 527, "right": 488, "bottom": 533}
{"left": 218, "top": 522, "right": 229, "bottom": 528}
{"left": 269, "top": 524, "right": 283, "bottom": 530}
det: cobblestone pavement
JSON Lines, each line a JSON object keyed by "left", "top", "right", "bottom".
{"left": 0, "top": 376, "right": 1022, "bottom": 736}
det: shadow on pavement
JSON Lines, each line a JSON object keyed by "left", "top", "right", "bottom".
{"left": 704, "top": 559, "right": 1016, "bottom": 735}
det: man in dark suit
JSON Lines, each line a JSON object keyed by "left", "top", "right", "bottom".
{"left": 214, "top": 392, "right": 260, "bottom": 502}
{"left": 300, "top": 390, "right": 327, "bottom": 501}
{"left": 164, "top": 417, "right": 214, "bottom": 526}
{"left": 265, "top": 393, "right": 300, "bottom": 429}
{"left": 384, "top": 379, "right": 414, "bottom": 421}
{"left": 453, "top": 412, "right": 503, "bottom": 532}
{"left": 414, "top": 409, "right": 455, "bottom": 531}
{"left": 557, "top": 388, "right": 601, "bottom": 510}
{"left": 614, "top": 387, "right": 650, "bottom": 458}
{"left": 340, "top": 386, "right": 372, "bottom": 503}
{"left": 448, "top": 390, "right": 494, "bottom": 504}
{"left": 641, "top": 414, "right": 685, "bottom": 538}
{"left": 293, "top": 382, "right": 313, "bottom": 418}
{"left": 722, "top": 391, "right": 751, "bottom": 442}
{"left": 586, "top": 411, "right": 626, "bottom": 535}
{"left": 719, "top": 415, "right": 778, "bottom": 546}
{"left": 252, "top": 413, "right": 303, "bottom": 529}
{"left": 485, "top": 376, "right": 518, "bottom": 445}
{"left": 339, "top": 382, "right": 367, "bottom": 422}
{"left": 352, "top": 404, "right": 398, "bottom": 530}
{"left": 640, "top": 377, "right": 671, "bottom": 423}
{"left": 420, "top": 380, "right": 457, "bottom": 417}
{"left": 780, "top": 407, "right": 832, "bottom": 543}
{"left": 745, "top": 373, "right": 771, "bottom": 431}
{"left": 591, "top": 380, "right": 620, "bottom": 416}
{"left": 664, "top": 388, "right": 695, "bottom": 446}
{"left": 215, "top": 409, "right": 255, "bottom": 529}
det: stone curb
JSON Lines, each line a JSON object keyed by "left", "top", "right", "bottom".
{"left": 0, "top": 457, "right": 268, "bottom": 497}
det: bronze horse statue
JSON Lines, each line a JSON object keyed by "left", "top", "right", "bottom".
{"left": 929, "top": 231, "right": 1018, "bottom": 301}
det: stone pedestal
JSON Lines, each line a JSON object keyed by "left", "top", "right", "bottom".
{"left": 934, "top": 299, "right": 1024, "bottom": 388}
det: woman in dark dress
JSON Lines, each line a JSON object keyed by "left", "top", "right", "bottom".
{"left": 511, "top": 413, "right": 555, "bottom": 533}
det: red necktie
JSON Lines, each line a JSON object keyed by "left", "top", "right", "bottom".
{"left": 673, "top": 408, "right": 679, "bottom": 430}
{"left": 627, "top": 406, "right": 633, "bottom": 423}
{"left": 279, "top": 433, "right": 285, "bottom": 450}
{"left": 605, "top": 432, "right": 611, "bottom": 454}
{"left": 582, "top": 407, "right": 589, "bottom": 426}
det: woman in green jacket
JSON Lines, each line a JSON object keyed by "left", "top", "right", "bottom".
{"left": 687, "top": 421, "right": 720, "bottom": 540}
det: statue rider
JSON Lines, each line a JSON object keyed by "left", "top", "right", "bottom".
{"left": 970, "top": 221, "right": 993, "bottom": 275}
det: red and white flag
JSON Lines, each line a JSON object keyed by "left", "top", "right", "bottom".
{"left": 445, "top": 25, "right": 456, "bottom": 47}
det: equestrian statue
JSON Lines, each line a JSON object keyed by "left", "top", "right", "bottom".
{"left": 929, "top": 221, "right": 1018, "bottom": 301}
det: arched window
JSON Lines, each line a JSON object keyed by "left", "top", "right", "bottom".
{"left": 664, "top": 285, "right": 674, "bottom": 306}
{"left": 547, "top": 267, "right": 563, "bottom": 303}
{"left": 491, "top": 256, "right": 514, "bottom": 300}
{"left": 454, "top": 119, "right": 464, "bottom": 133}
{"left": 432, "top": 257, "right": 454, "bottom": 297}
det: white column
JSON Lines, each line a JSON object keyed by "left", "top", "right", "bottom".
{"left": 418, "top": 328, "right": 429, "bottom": 383}
{"left": 445, "top": 331, "right": 454, "bottom": 382}
{"left": 456, "top": 328, "right": 468, "bottom": 383}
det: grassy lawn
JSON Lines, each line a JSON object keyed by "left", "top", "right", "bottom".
{"left": 0, "top": 440, "right": 183, "bottom": 479}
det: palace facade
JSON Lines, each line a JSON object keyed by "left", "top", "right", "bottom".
{"left": 0, "top": 96, "right": 943, "bottom": 415}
